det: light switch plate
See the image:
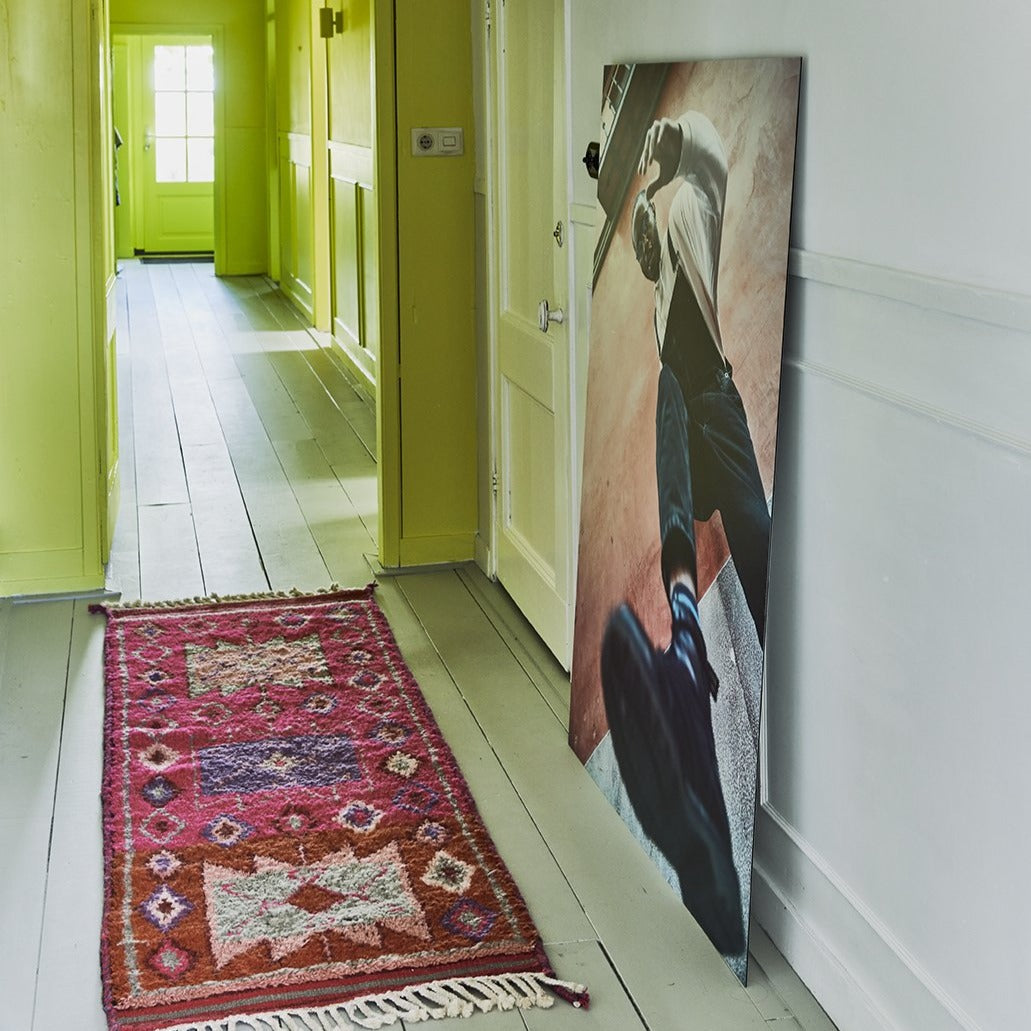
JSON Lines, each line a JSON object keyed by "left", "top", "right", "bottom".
{"left": 410, "top": 127, "right": 465, "bottom": 157}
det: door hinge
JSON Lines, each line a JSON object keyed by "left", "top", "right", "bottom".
{"left": 485, "top": 0, "right": 492, "bottom": 34}
{"left": 491, "top": 465, "right": 499, "bottom": 501}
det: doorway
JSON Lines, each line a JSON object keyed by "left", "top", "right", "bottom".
{"left": 112, "top": 31, "right": 222, "bottom": 259}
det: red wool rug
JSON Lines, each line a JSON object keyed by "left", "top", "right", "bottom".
{"left": 93, "top": 586, "right": 588, "bottom": 1031}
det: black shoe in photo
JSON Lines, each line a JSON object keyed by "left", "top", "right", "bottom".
{"left": 600, "top": 603, "right": 745, "bottom": 954}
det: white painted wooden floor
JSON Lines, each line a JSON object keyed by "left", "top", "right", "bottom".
{"left": 0, "top": 263, "right": 835, "bottom": 1031}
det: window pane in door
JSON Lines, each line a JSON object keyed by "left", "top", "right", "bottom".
{"left": 186, "top": 45, "right": 214, "bottom": 91}
{"left": 187, "top": 92, "right": 214, "bottom": 137}
{"left": 154, "top": 46, "right": 186, "bottom": 91}
{"left": 155, "top": 92, "right": 187, "bottom": 137}
{"left": 187, "top": 138, "right": 214, "bottom": 183}
{"left": 155, "top": 138, "right": 187, "bottom": 182}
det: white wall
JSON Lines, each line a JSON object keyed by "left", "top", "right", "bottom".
{"left": 566, "top": 3, "right": 1031, "bottom": 1030}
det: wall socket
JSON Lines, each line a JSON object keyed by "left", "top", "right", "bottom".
{"left": 410, "top": 127, "right": 465, "bottom": 157}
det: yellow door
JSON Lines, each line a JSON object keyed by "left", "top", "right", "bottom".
{"left": 491, "top": 0, "right": 572, "bottom": 664}
{"left": 142, "top": 37, "right": 215, "bottom": 254}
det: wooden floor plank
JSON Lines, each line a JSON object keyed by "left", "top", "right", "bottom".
{"left": 522, "top": 941, "right": 646, "bottom": 1030}
{"left": 206, "top": 380, "right": 332, "bottom": 592}
{"left": 0, "top": 601, "right": 74, "bottom": 1031}
{"left": 234, "top": 351, "right": 314, "bottom": 443}
{"left": 107, "top": 319, "right": 141, "bottom": 601}
{"left": 182, "top": 442, "right": 269, "bottom": 596}
{"left": 272, "top": 438, "right": 376, "bottom": 587}
{"left": 749, "top": 926, "right": 837, "bottom": 1031}
{"left": 124, "top": 265, "right": 190, "bottom": 507}
{"left": 32, "top": 602, "right": 107, "bottom": 1031}
{"left": 396, "top": 572, "right": 768, "bottom": 1031}
{"left": 297, "top": 345, "right": 377, "bottom": 460}
{"left": 458, "top": 566, "right": 572, "bottom": 730}
{"left": 243, "top": 285, "right": 378, "bottom": 464}
{"left": 138, "top": 503, "right": 204, "bottom": 601}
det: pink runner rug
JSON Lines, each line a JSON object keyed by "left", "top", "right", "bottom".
{"left": 93, "top": 586, "right": 587, "bottom": 1031}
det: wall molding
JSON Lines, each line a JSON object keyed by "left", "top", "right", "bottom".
{"left": 327, "top": 140, "right": 373, "bottom": 186}
{"left": 788, "top": 248, "right": 1031, "bottom": 335}
{"left": 754, "top": 802, "right": 983, "bottom": 1031}
{"left": 786, "top": 354, "right": 1031, "bottom": 460}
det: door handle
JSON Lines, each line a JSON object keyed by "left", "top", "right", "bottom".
{"left": 537, "top": 299, "right": 565, "bottom": 333}
{"left": 144, "top": 130, "right": 153, "bottom": 152}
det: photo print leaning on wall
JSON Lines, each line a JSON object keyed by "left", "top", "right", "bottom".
{"left": 570, "top": 58, "right": 800, "bottom": 982}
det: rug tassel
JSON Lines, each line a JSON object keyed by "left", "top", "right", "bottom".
{"left": 154, "top": 971, "right": 587, "bottom": 1031}
{"left": 90, "top": 582, "right": 376, "bottom": 615}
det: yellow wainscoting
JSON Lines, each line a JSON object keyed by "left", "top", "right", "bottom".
{"left": 279, "top": 132, "right": 315, "bottom": 320}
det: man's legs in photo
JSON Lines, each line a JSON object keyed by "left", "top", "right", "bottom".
{"left": 600, "top": 366, "right": 744, "bottom": 954}
{"left": 689, "top": 377, "right": 771, "bottom": 646}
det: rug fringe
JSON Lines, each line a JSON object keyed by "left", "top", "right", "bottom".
{"left": 90, "top": 583, "right": 375, "bottom": 615}
{"left": 153, "top": 972, "right": 588, "bottom": 1030}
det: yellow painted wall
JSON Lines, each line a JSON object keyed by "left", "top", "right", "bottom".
{"left": 394, "top": 0, "right": 477, "bottom": 562}
{"left": 111, "top": 0, "right": 268, "bottom": 274}
{"left": 0, "top": 0, "right": 113, "bottom": 595}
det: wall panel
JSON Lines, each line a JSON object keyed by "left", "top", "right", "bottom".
{"left": 279, "top": 133, "right": 315, "bottom": 319}
{"left": 564, "top": 3, "right": 1031, "bottom": 1029}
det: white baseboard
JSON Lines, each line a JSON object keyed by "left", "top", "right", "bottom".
{"left": 752, "top": 807, "right": 982, "bottom": 1031}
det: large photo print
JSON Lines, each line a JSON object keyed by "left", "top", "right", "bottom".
{"left": 570, "top": 58, "right": 800, "bottom": 981}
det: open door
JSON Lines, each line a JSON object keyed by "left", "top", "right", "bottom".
{"left": 141, "top": 37, "right": 216, "bottom": 253}
{"left": 489, "top": 0, "right": 573, "bottom": 665}
{"left": 112, "top": 33, "right": 218, "bottom": 257}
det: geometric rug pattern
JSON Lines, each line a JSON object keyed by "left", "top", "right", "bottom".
{"left": 93, "top": 587, "right": 587, "bottom": 1031}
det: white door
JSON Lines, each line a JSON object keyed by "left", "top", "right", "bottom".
{"left": 490, "top": 0, "right": 572, "bottom": 665}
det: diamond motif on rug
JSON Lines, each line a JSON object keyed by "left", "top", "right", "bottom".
{"left": 422, "top": 850, "right": 474, "bottom": 894}
{"left": 442, "top": 898, "right": 498, "bottom": 942}
{"left": 137, "top": 742, "right": 180, "bottom": 770}
{"left": 383, "top": 750, "right": 419, "bottom": 778}
{"left": 140, "top": 810, "right": 185, "bottom": 845}
{"left": 141, "top": 774, "right": 180, "bottom": 807}
{"left": 337, "top": 800, "right": 383, "bottom": 833}
{"left": 393, "top": 781, "right": 440, "bottom": 815}
{"left": 140, "top": 885, "right": 193, "bottom": 932}
{"left": 147, "top": 940, "right": 195, "bottom": 980}
{"left": 147, "top": 850, "right": 182, "bottom": 879}
{"left": 201, "top": 814, "right": 255, "bottom": 847}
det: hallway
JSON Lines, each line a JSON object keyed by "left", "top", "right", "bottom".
{"left": 0, "top": 265, "right": 831, "bottom": 1031}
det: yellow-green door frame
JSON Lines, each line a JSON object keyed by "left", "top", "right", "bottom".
{"left": 371, "top": 0, "right": 400, "bottom": 567}
{"left": 308, "top": 0, "right": 332, "bottom": 332}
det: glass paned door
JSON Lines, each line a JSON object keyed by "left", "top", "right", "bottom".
{"left": 143, "top": 38, "right": 215, "bottom": 253}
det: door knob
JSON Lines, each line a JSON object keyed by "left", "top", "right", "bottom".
{"left": 537, "top": 299, "right": 565, "bottom": 333}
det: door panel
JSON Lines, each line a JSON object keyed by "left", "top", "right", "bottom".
{"left": 142, "top": 37, "right": 215, "bottom": 253}
{"left": 493, "top": 0, "right": 571, "bottom": 664}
